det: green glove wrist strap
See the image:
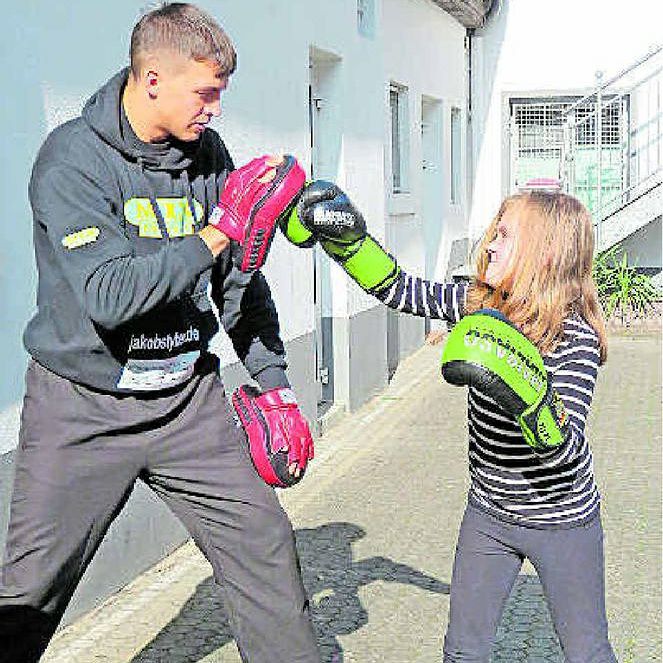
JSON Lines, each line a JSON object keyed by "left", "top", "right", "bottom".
{"left": 322, "top": 235, "right": 400, "bottom": 294}
{"left": 280, "top": 206, "right": 315, "bottom": 247}
{"left": 519, "top": 384, "right": 569, "bottom": 450}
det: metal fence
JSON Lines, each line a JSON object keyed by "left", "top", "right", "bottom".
{"left": 509, "top": 100, "right": 569, "bottom": 187}
{"left": 509, "top": 97, "right": 624, "bottom": 201}
{"left": 560, "top": 46, "right": 662, "bottom": 241}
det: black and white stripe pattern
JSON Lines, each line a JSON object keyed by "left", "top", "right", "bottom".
{"left": 380, "top": 271, "right": 601, "bottom": 528}
{"left": 377, "top": 272, "right": 465, "bottom": 323}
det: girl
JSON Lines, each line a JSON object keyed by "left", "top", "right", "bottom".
{"left": 289, "top": 186, "right": 617, "bottom": 662}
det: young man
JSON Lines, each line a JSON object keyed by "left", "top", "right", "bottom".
{"left": 0, "top": 4, "right": 318, "bottom": 662}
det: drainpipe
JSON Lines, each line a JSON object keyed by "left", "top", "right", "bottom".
{"left": 464, "top": 0, "right": 499, "bottom": 257}
{"left": 595, "top": 70, "right": 604, "bottom": 246}
{"left": 465, "top": 27, "right": 474, "bottom": 213}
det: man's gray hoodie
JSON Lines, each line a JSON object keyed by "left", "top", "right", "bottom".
{"left": 24, "top": 69, "right": 289, "bottom": 393}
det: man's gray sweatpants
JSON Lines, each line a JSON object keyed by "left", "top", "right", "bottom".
{"left": 0, "top": 360, "right": 319, "bottom": 663}
{"left": 443, "top": 502, "right": 616, "bottom": 662}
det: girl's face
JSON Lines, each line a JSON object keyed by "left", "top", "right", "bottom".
{"left": 485, "top": 209, "right": 519, "bottom": 289}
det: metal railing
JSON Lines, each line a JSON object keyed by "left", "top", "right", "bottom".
{"left": 560, "top": 46, "right": 662, "bottom": 244}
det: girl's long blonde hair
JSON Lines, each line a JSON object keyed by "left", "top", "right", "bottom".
{"left": 465, "top": 191, "right": 607, "bottom": 364}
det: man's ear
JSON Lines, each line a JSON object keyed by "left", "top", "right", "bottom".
{"left": 140, "top": 53, "right": 161, "bottom": 99}
{"left": 145, "top": 69, "right": 159, "bottom": 99}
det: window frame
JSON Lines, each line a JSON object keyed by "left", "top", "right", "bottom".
{"left": 390, "top": 83, "right": 410, "bottom": 195}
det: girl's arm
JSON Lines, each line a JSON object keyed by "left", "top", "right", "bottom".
{"left": 280, "top": 179, "right": 468, "bottom": 324}
{"left": 536, "top": 320, "right": 601, "bottom": 465}
{"left": 439, "top": 310, "right": 601, "bottom": 458}
{"left": 375, "top": 270, "right": 467, "bottom": 325}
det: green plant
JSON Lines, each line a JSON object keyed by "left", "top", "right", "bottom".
{"left": 592, "top": 245, "right": 661, "bottom": 324}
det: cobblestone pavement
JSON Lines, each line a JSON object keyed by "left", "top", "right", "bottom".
{"left": 41, "top": 333, "right": 661, "bottom": 662}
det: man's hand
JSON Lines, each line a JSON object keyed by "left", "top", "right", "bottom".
{"left": 198, "top": 225, "right": 230, "bottom": 257}
{"left": 232, "top": 385, "right": 314, "bottom": 487}
{"left": 208, "top": 154, "right": 306, "bottom": 271}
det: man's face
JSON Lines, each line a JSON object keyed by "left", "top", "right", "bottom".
{"left": 149, "top": 54, "right": 228, "bottom": 142}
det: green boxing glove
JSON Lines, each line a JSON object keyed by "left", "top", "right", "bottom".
{"left": 279, "top": 199, "right": 316, "bottom": 248}
{"left": 279, "top": 180, "right": 401, "bottom": 297}
{"left": 440, "top": 309, "right": 571, "bottom": 451}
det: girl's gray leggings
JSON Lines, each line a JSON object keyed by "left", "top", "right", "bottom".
{"left": 443, "top": 502, "right": 617, "bottom": 662}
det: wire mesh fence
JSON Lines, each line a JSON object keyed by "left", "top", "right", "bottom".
{"left": 508, "top": 46, "right": 661, "bottom": 243}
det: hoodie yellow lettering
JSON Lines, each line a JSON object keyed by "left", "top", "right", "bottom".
{"left": 124, "top": 197, "right": 203, "bottom": 238}
{"left": 62, "top": 226, "right": 100, "bottom": 249}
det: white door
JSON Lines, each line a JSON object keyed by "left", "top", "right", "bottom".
{"left": 308, "top": 48, "right": 342, "bottom": 412}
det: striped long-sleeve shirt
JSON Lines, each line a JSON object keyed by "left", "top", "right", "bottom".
{"left": 378, "top": 273, "right": 601, "bottom": 528}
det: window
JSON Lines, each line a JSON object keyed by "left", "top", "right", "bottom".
{"left": 357, "top": 0, "right": 375, "bottom": 37}
{"left": 390, "top": 84, "right": 409, "bottom": 193}
{"left": 450, "top": 107, "right": 462, "bottom": 204}
{"left": 574, "top": 104, "right": 622, "bottom": 146}
{"left": 509, "top": 96, "right": 625, "bottom": 213}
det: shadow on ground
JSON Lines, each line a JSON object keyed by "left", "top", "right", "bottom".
{"left": 130, "top": 524, "right": 563, "bottom": 662}
{"left": 130, "top": 522, "right": 449, "bottom": 662}
{"left": 492, "top": 575, "right": 563, "bottom": 663}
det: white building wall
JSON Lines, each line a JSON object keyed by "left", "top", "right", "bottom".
{"left": 628, "top": 61, "right": 662, "bottom": 190}
{"left": 382, "top": 0, "right": 467, "bottom": 283}
{"left": 1, "top": 0, "right": 470, "bottom": 440}
{"left": 469, "top": 0, "right": 663, "bottom": 241}
{"left": 381, "top": 0, "right": 468, "bottom": 351}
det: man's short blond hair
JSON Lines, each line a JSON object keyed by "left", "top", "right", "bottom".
{"left": 130, "top": 3, "right": 237, "bottom": 78}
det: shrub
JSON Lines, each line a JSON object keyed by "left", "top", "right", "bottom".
{"left": 592, "top": 245, "right": 661, "bottom": 324}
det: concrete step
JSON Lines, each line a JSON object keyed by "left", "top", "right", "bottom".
{"left": 597, "top": 179, "right": 662, "bottom": 252}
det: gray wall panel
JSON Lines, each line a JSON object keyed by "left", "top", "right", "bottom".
{"left": 0, "top": 451, "right": 14, "bottom": 555}
{"left": 348, "top": 306, "right": 389, "bottom": 412}
{"left": 278, "top": 332, "right": 319, "bottom": 434}
{"left": 398, "top": 315, "right": 425, "bottom": 360}
{"left": 619, "top": 216, "right": 662, "bottom": 269}
{"left": 221, "top": 333, "right": 318, "bottom": 434}
{"left": 0, "top": 449, "right": 188, "bottom": 627}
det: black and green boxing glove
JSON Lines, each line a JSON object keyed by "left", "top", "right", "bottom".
{"left": 279, "top": 198, "right": 316, "bottom": 248}
{"left": 440, "top": 309, "right": 570, "bottom": 451}
{"left": 279, "top": 180, "right": 401, "bottom": 297}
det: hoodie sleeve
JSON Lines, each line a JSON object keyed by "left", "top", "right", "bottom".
{"left": 215, "top": 262, "right": 290, "bottom": 391}
{"left": 30, "top": 158, "right": 215, "bottom": 330}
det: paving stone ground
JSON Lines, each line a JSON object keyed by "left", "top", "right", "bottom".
{"left": 41, "top": 333, "right": 661, "bottom": 662}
